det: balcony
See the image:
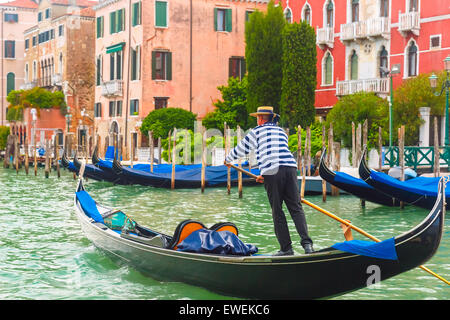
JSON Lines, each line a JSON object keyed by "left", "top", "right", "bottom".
{"left": 101, "top": 80, "right": 123, "bottom": 97}
{"left": 340, "top": 17, "right": 390, "bottom": 42}
{"left": 19, "top": 80, "right": 37, "bottom": 90}
{"left": 52, "top": 73, "right": 62, "bottom": 86}
{"left": 399, "top": 11, "right": 420, "bottom": 36}
{"left": 336, "top": 78, "right": 389, "bottom": 96}
{"left": 316, "top": 27, "right": 334, "bottom": 48}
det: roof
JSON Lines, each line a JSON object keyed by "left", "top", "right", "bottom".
{"left": 1, "top": 0, "right": 39, "bottom": 9}
{"left": 48, "top": 0, "right": 98, "bottom": 7}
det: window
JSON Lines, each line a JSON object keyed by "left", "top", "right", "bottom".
{"left": 323, "top": 52, "right": 333, "bottom": 85}
{"left": 96, "top": 56, "right": 102, "bottom": 86}
{"left": 409, "top": 0, "right": 418, "bottom": 12}
{"left": 303, "top": 4, "right": 311, "bottom": 25}
{"left": 110, "top": 9, "right": 125, "bottom": 34}
{"left": 109, "top": 51, "right": 123, "bottom": 80}
{"left": 326, "top": 1, "right": 334, "bottom": 27}
{"left": 284, "top": 8, "right": 292, "bottom": 23}
{"left": 350, "top": 50, "right": 358, "bottom": 80}
{"left": 229, "top": 57, "right": 246, "bottom": 80}
{"left": 215, "top": 8, "right": 232, "bottom": 32}
{"left": 351, "top": 0, "right": 359, "bottom": 22}
{"left": 4, "top": 40, "right": 15, "bottom": 58}
{"left": 152, "top": 51, "right": 172, "bottom": 80}
{"left": 6, "top": 73, "right": 15, "bottom": 95}
{"left": 25, "top": 39, "right": 29, "bottom": 50}
{"left": 94, "top": 103, "right": 102, "bottom": 118}
{"left": 25, "top": 64, "right": 29, "bottom": 82}
{"left": 379, "top": 46, "right": 388, "bottom": 77}
{"left": 4, "top": 13, "right": 18, "bottom": 23}
{"left": 131, "top": 46, "right": 141, "bottom": 81}
{"left": 430, "top": 35, "right": 441, "bottom": 49}
{"left": 407, "top": 42, "right": 417, "bottom": 77}
{"left": 133, "top": 1, "right": 142, "bottom": 27}
{"left": 58, "top": 25, "right": 64, "bottom": 37}
{"left": 97, "top": 16, "right": 104, "bottom": 38}
{"left": 130, "top": 99, "right": 139, "bottom": 115}
{"left": 32, "top": 36, "right": 37, "bottom": 47}
{"left": 380, "top": 0, "right": 389, "bottom": 17}
{"left": 154, "top": 97, "right": 168, "bottom": 109}
{"left": 155, "top": 1, "right": 167, "bottom": 27}
{"left": 45, "top": 8, "right": 51, "bottom": 19}
{"left": 109, "top": 101, "right": 122, "bottom": 117}
{"left": 38, "top": 12, "right": 42, "bottom": 22}
{"left": 245, "top": 10, "right": 254, "bottom": 22}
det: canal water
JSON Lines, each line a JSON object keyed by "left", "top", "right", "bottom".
{"left": 0, "top": 166, "right": 448, "bottom": 300}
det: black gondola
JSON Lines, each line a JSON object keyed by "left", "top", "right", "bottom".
{"left": 74, "top": 170, "right": 445, "bottom": 299}
{"left": 319, "top": 148, "right": 399, "bottom": 206}
{"left": 359, "top": 149, "right": 448, "bottom": 210}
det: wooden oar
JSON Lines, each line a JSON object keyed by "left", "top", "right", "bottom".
{"left": 226, "top": 162, "right": 450, "bottom": 286}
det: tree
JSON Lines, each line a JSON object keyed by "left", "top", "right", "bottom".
{"left": 280, "top": 21, "right": 317, "bottom": 129}
{"left": 325, "top": 92, "right": 389, "bottom": 148}
{"left": 6, "top": 87, "right": 67, "bottom": 121}
{"left": 202, "top": 76, "right": 250, "bottom": 131}
{"left": 245, "top": 1, "right": 285, "bottom": 118}
{"left": 0, "top": 126, "right": 9, "bottom": 150}
{"left": 393, "top": 72, "right": 446, "bottom": 145}
{"left": 140, "top": 108, "right": 197, "bottom": 139}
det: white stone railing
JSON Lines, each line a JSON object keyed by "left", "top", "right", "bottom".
{"left": 101, "top": 80, "right": 123, "bottom": 97}
{"left": 316, "top": 26, "right": 334, "bottom": 47}
{"left": 340, "top": 17, "right": 390, "bottom": 41}
{"left": 336, "top": 78, "right": 389, "bottom": 96}
{"left": 399, "top": 11, "right": 420, "bottom": 35}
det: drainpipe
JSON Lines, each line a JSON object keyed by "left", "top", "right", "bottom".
{"left": 189, "top": 0, "right": 192, "bottom": 112}
{"left": 124, "top": 0, "right": 132, "bottom": 152}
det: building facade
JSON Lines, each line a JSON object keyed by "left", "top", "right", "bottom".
{"left": 277, "top": 0, "right": 450, "bottom": 118}
{"left": 93, "top": 0, "right": 268, "bottom": 159}
{"left": 0, "top": 0, "right": 38, "bottom": 127}
{"left": 22, "top": 0, "right": 96, "bottom": 148}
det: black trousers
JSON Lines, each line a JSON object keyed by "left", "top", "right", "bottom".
{"left": 263, "top": 166, "right": 312, "bottom": 251}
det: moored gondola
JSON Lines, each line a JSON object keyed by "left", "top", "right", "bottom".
{"left": 319, "top": 148, "right": 400, "bottom": 206}
{"left": 71, "top": 149, "right": 118, "bottom": 183}
{"left": 359, "top": 149, "right": 447, "bottom": 210}
{"left": 73, "top": 169, "right": 446, "bottom": 299}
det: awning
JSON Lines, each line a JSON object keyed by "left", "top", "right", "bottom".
{"left": 106, "top": 42, "right": 125, "bottom": 54}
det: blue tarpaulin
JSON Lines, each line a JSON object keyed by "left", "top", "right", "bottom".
{"left": 332, "top": 237, "right": 398, "bottom": 260}
{"left": 76, "top": 190, "right": 104, "bottom": 223}
{"left": 177, "top": 229, "right": 258, "bottom": 256}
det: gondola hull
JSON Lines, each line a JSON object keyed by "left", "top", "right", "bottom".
{"left": 319, "top": 149, "right": 399, "bottom": 206}
{"left": 359, "top": 151, "right": 446, "bottom": 210}
{"left": 74, "top": 178, "right": 445, "bottom": 299}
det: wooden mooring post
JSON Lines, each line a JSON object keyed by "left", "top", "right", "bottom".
{"left": 225, "top": 123, "right": 231, "bottom": 195}
{"left": 434, "top": 117, "right": 440, "bottom": 177}
{"left": 149, "top": 130, "right": 154, "bottom": 173}
{"left": 398, "top": 125, "right": 405, "bottom": 209}
{"left": 237, "top": 125, "right": 243, "bottom": 198}
{"left": 171, "top": 128, "right": 177, "bottom": 190}
{"left": 45, "top": 139, "right": 50, "bottom": 178}
{"left": 54, "top": 135, "right": 60, "bottom": 178}
{"left": 201, "top": 126, "right": 206, "bottom": 193}
{"left": 321, "top": 125, "right": 326, "bottom": 202}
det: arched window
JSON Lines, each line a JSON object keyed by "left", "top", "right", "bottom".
{"left": 326, "top": 1, "right": 334, "bottom": 27}
{"left": 323, "top": 52, "right": 333, "bottom": 85}
{"left": 379, "top": 46, "right": 388, "bottom": 77}
{"left": 284, "top": 8, "right": 292, "bottom": 23}
{"left": 6, "top": 72, "right": 15, "bottom": 94}
{"left": 25, "top": 64, "right": 29, "bottom": 82}
{"left": 350, "top": 50, "right": 358, "bottom": 80}
{"left": 33, "top": 61, "right": 37, "bottom": 80}
{"left": 351, "top": 0, "right": 359, "bottom": 22}
{"left": 303, "top": 4, "right": 311, "bottom": 25}
{"left": 409, "top": 0, "right": 418, "bottom": 12}
{"left": 59, "top": 53, "right": 63, "bottom": 74}
{"left": 407, "top": 42, "right": 418, "bottom": 77}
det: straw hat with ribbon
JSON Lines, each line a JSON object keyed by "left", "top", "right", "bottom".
{"left": 250, "top": 106, "right": 279, "bottom": 122}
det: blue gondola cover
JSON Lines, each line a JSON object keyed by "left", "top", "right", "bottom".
{"left": 76, "top": 190, "right": 104, "bottom": 223}
{"left": 332, "top": 237, "right": 398, "bottom": 260}
{"left": 177, "top": 229, "right": 258, "bottom": 256}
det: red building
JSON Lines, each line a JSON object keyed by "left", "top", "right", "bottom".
{"left": 276, "top": 0, "right": 450, "bottom": 118}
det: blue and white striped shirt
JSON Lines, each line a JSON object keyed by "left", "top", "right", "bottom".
{"left": 225, "top": 122, "right": 297, "bottom": 175}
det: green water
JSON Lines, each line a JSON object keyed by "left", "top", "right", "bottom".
{"left": 0, "top": 166, "right": 448, "bottom": 300}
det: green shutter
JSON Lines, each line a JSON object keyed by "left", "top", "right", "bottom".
{"left": 155, "top": 1, "right": 167, "bottom": 27}
{"left": 97, "top": 17, "right": 102, "bottom": 38}
{"left": 214, "top": 8, "right": 217, "bottom": 31}
{"left": 226, "top": 9, "right": 232, "bottom": 32}
{"left": 117, "top": 9, "right": 123, "bottom": 32}
{"left": 351, "top": 52, "right": 358, "bottom": 80}
{"left": 96, "top": 57, "right": 101, "bottom": 85}
{"left": 240, "top": 58, "right": 246, "bottom": 78}
{"left": 6, "top": 73, "right": 15, "bottom": 95}
{"left": 152, "top": 51, "right": 156, "bottom": 80}
{"left": 131, "top": 48, "right": 137, "bottom": 80}
{"left": 166, "top": 52, "right": 172, "bottom": 80}
{"left": 110, "top": 11, "right": 116, "bottom": 34}
{"left": 325, "top": 54, "right": 332, "bottom": 84}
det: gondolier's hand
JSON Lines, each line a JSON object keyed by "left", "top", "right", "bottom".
{"left": 224, "top": 161, "right": 231, "bottom": 168}
{"left": 256, "top": 175, "right": 264, "bottom": 183}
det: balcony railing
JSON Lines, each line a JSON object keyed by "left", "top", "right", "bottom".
{"left": 316, "top": 26, "right": 334, "bottom": 48}
{"left": 19, "top": 80, "right": 37, "bottom": 90}
{"left": 399, "top": 11, "right": 420, "bottom": 36}
{"left": 38, "top": 76, "right": 52, "bottom": 87}
{"left": 336, "top": 78, "right": 389, "bottom": 96}
{"left": 101, "top": 80, "right": 123, "bottom": 97}
{"left": 340, "top": 17, "right": 390, "bottom": 41}
{"left": 52, "top": 73, "right": 62, "bottom": 85}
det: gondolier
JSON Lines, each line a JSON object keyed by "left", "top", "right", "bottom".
{"left": 225, "top": 106, "right": 314, "bottom": 255}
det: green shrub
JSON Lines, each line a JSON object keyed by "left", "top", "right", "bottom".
{"left": 140, "top": 108, "right": 197, "bottom": 139}
{"left": 0, "top": 126, "right": 10, "bottom": 150}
